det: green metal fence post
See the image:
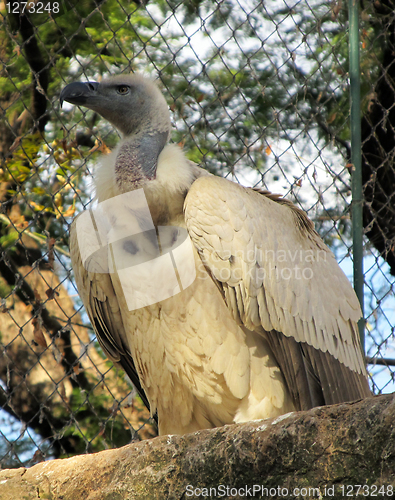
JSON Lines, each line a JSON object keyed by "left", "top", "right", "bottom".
{"left": 348, "top": 0, "right": 365, "bottom": 352}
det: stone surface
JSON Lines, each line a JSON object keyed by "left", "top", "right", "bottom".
{"left": 0, "top": 394, "right": 394, "bottom": 499}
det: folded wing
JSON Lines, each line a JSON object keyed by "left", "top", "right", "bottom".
{"left": 184, "top": 176, "right": 371, "bottom": 410}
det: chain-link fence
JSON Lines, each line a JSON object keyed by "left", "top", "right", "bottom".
{"left": 0, "top": 0, "right": 394, "bottom": 469}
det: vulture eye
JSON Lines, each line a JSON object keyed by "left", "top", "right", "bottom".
{"left": 117, "top": 85, "right": 130, "bottom": 95}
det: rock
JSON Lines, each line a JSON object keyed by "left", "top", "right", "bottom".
{"left": 1, "top": 394, "right": 395, "bottom": 499}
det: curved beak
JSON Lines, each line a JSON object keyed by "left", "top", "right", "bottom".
{"left": 60, "top": 81, "right": 99, "bottom": 107}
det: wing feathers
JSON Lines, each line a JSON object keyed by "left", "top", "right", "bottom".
{"left": 185, "top": 175, "right": 370, "bottom": 407}
{"left": 70, "top": 216, "right": 155, "bottom": 419}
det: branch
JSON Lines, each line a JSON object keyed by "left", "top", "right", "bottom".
{"left": 11, "top": 11, "right": 49, "bottom": 132}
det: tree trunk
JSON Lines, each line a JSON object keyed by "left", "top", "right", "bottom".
{"left": 361, "top": 0, "right": 395, "bottom": 274}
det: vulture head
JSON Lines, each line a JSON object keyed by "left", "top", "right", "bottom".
{"left": 60, "top": 74, "right": 171, "bottom": 137}
{"left": 60, "top": 74, "right": 172, "bottom": 187}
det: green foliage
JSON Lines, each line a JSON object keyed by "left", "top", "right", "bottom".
{"left": 59, "top": 386, "right": 133, "bottom": 455}
{"left": 0, "top": 134, "right": 86, "bottom": 253}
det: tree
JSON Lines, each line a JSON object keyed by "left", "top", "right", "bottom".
{"left": 0, "top": 0, "right": 160, "bottom": 465}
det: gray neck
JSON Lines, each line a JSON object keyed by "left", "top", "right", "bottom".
{"left": 114, "top": 131, "right": 168, "bottom": 191}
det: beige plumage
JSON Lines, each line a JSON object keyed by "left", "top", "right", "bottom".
{"left": 61, "top": 74, "right": 370, "bottom": 435}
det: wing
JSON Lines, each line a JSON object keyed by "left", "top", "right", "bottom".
{"left": 69, "top": 214, "right": 154, "bottom": 418}
{"left": 184, "top": 176, "right": 371, "bottom": 411}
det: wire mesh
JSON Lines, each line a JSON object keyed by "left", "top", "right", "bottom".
{"left": 0, "top": 0, "right": 394, "bottom": 468}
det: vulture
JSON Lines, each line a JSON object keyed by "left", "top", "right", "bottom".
{"left": 60, "top": 74, "right": 371, "bottom": 435}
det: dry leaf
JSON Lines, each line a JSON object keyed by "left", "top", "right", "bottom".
{"left": 48, "top": 237, "right": 56, "bottom": 269}
{"left": 1, "top": 303, "right": 10, "bottom": 313}
{"left": 33, "top": 288, "right": 42, "bottom": 303}
{"left": 32, "top": 317, "right": 47, "bottom": 348}
{"left": 45, "top": 287, "right": 59, "bottom": 300}
{"left": 58, "top": 381, "right": 67, "bottom": 401}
